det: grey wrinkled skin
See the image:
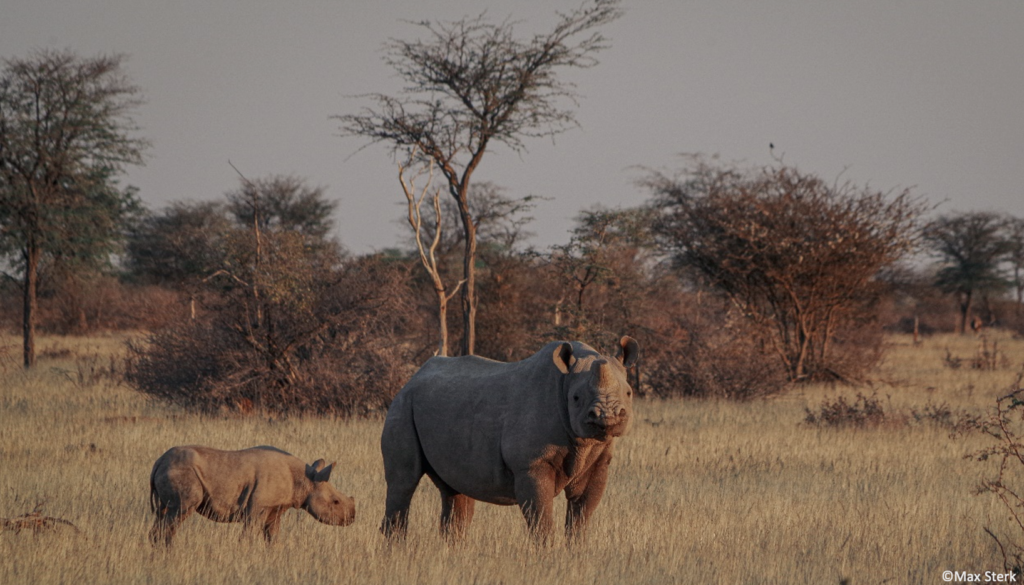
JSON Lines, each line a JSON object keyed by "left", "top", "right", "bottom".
{"left": 149, "top": 445, "right": 355, "bottom": 545}
{"left": 380, "top": 336, "right": 639, "bottom": 543}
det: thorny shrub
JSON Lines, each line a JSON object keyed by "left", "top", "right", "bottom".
{"left": 962, "top": 370, "right": 1024, "bottom": 573}
{"left": 126, "top": 253, "right": 423, "bottom": 416}
{"left": 943, "top": 337, "right": 1009, "bottom": 371}
{"left": 640, "top": 302, "right": 789, "bottom": 399}
{"left": 805, "top": 393, "right": 970, "bottom": 430}
{"left": 804, "top": 393, "right": 887, "bottom": 427}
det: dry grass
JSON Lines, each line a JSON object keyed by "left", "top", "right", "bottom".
{"left": 1, "top": 330, "right": 1023, "bottom": 584}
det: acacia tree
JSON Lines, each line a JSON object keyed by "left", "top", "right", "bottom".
{"left": 648, "top": 159, "right": 923, "bottom": 381}
{"left": 225, "top": 174, "right": 337, "bottom": 242}
{"left": 923, "top": 212, "right": 1011, "bottom": 333}
{"left": 125, "top": 201, "right": 232, "bottom": 287}
{"left": 398, "top": 163, "right": 539, "bottom": 357}
{"left": 548, "top": 207, "right": 653, "bottom": 337}
{"left": 1005, "top": 216, "right": 1024, "bottom": 322}
{"left": 0, "top": 50, "right": 147, "bottom": 367}
{"left": 337, "top": 0, "right": 622, "bottom": 355}
{"left": 398, "top": 153, "right": 461, "bottom": 356}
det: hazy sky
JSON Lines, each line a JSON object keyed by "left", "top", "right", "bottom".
{"left": 3, "top": 0, "right": 1022, "bottom": 253}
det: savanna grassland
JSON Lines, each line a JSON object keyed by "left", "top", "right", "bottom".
{"left": 2, "top": 331, "right": 1023, "bottom": 584}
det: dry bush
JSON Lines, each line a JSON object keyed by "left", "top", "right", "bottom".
{"left": 647, "top": 159, "right": 923, "bottom": 382}
{"left": 0, "top": 273, "right": 185, "bottom": 335}
{"left": 126, "top": 253, "right": 422, "bottom": 416}
{"left": 943, "top": 337, "right": 1010, "bottom": 371}
{"left": 962, "top": 370, "right": 1024, "bottom": 572}
{"left": 805, "top": 393, "right": 974, "bottom": 430}
{"left": 473, "top": 253, "right": 556, "bottom": 363}
{"left": 48, "top": 277, "right": 187, "bottom": 333}
{"left": 640, "top": 300, "right": 788, "bottom": 399}
{"left": 804, "top": 393, "right": 887, "bottom": 428}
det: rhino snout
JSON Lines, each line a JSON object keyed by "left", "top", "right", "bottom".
{"left": 586, "top": 405, "right": 628, "bottom": 429}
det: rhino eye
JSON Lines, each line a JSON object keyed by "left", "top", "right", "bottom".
{"left": 573, "top": 394, "right": 580, "bottom": 403}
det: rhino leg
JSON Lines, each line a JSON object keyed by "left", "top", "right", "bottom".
{"left": 514, "top": 469, "right": 557, "bottom": 543}
{"left": 150, "top": 466, "right": 202, "bottom": 546}
{"left": 564, "top": 449, "right": 612, "bottom": 542}
{"left": 380, "top": 409, "right": 426, "bottom": 540}
{"left": 239, "top": 503, "right": 272, "bottom": 541}
{"left": 428, "top": 473, "right": 475, "bottom": 541}
{"left": 262, "top": 507, "right": 285, "bottom": 542}
{"left": 150, "top": 505, "right": 181, "bottom": 546}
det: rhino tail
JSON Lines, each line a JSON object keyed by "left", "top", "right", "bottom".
{"left": 149, "top": 466, "right": 159, "bottom": 514}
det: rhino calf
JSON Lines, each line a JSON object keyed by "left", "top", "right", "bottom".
{"left": 149, "top": 445, "right": 355, "bottom": 545}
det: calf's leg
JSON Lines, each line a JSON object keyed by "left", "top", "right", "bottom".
{"left": 262, "top": 507, "right": 285, "bottom": 542}
{"left": 150, "top": 499, "right": 193, "bottom": 546}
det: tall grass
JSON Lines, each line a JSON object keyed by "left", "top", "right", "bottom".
{"left": 1, "top": 331, "right": 1021, "bottom": 584}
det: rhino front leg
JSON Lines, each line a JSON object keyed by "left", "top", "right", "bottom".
{"left": 240, "top": 506, "right": 270, "bottom": 541}
{"left": 564, "top": 449, "right": 612, "bottom": 542}
{"left": 262, "top": 507, "right": 285, "bottom": 542}
{"left": 514, "top": 470, "right": 557, "bottom": 543}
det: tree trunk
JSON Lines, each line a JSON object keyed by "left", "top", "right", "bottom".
{"left": 436, "top": 288, "right": 450, "bottom": 357}
{"left": 957, "top": 290, "right": 972, "bottom": 335}
{"left": 22, "top": 244, "right": 40, "bottom": 368}
{"left": 458, "top": 205, "right": 478, "bottom": 356}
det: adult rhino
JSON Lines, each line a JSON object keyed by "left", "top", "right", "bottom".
{"left": 381, "top": 336, "right": 639, "bottom": 543}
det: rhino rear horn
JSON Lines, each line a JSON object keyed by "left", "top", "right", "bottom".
{"left": 617, "top": 336, "right": 639, "bottom": 368}
{"left": 553, "top": 342, "right": 574, "bottom": 374}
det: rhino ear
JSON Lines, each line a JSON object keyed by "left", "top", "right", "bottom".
{"left": 313, "top": 462, "right": 335, "bottom": 483}
{"left": 617, "top": 336, "right": 639, "bottom": 369}
{"left": 306, "top": 459, "right": 327, "bottom": 481}
{"left": 553, "top": 342, "right": 574, "bottom": 374}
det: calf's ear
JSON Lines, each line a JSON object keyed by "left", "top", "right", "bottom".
{"left": 313, "top": 462, "right": 335, "bottom": 483}
{"left": 553, "top": 342, "right": 574, "bottom": 374}
{"left": 306, "top": 459, "right": 327, "bottom": 481}
{"left": 617, "top": 336, "right": 639, "bottom": 369}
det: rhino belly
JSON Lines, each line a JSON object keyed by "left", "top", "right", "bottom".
{"left": 415, "top": 418, "right": 517, "bottom": 505}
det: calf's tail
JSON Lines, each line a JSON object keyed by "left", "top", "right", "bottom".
{"left": 149, "top": 469, "right": 159, "bottom": 514}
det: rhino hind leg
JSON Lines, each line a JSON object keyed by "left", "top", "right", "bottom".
{"left": 150, "top": 463, "right": 204, "bottom": 546}
{"left": 428, "top": 473, "right": 475, "bottom": 541}
{"left": 150, "top": 499, "right": 193, "bottom": 546}
{"left": 380, "top": 410, "right": 426, "bottom": 540}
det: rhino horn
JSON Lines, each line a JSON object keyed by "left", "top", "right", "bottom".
{"left": 596, "top": 360, "right": 615, "bottom": 386}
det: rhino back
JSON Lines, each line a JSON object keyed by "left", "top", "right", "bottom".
{"left": 165, "top": 446, "right": 304, "bottom": 517}
{"left": 401, "top": 349, "right": 568, "bottom": 502}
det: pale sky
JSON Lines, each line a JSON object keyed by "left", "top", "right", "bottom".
{"left": 3, "top": 0, "right": 1022, "bottom": 253}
